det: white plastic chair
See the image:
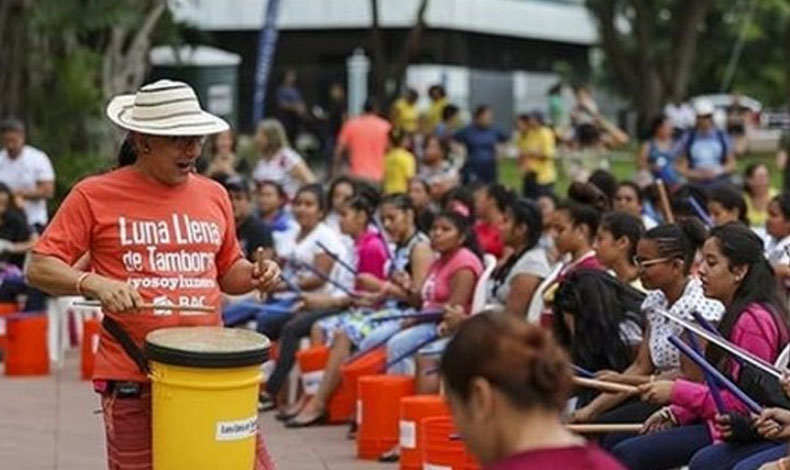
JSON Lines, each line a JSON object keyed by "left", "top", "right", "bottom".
{"left": 470, "top": 254, "right": 497, "bottom": 315}
{"left": 774, "top": 343, "right": 790, "bottom": 370}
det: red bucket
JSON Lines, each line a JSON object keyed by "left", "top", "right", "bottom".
{"left": 296, "top": 345, "right": 330, "bottom": 396}
{"left": 331, "top": 347, "right": 387, "bottom": 423}
{"left": 5, "top": 314, "right": 49, "bottom": 376}
{"left": 357, "top": 374, "right": 414, "bottom": 459}
{"left": 80, "top": 317, "right": 101, "bottom": 380}
{"left": 422, "top": 415, "right": 480, "bottom": 470}
{"left": 399, "top": 395, "right": 449, "bottom": 470}
{"left": 0, "top": 302, "right": 20, "bottom": 354}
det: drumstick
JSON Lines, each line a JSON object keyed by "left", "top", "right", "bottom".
{"left": 658, "top": 308, "right": 781, "bottom": 379}
{"left": 572, "top": 364, "right": 595, "bottom": 378}
{"left": 72, "top": 300, "right": 215, "bottom": 313}
{"left": 655, "top": 179, "right": 674, "bottom": 224}
{"left": 566, "top": 424, "right": 643, "bottom": 433}
{"left": 668, "top": 335, "right": 763, "bottom": 413}
{"left": 687, "top": 196, "right": 713, "bottom": 227}
{"left": 572, "top": 377, "right": 638, "bottom": 394}
{"left": 686, "top": 330, "right": 727, "bottom": 413}
{"left": 316, "top": 241, "right": 358, "bottom": 276}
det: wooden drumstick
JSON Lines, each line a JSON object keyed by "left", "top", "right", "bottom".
{"left": 573, "top": 376, "right": 639, "bottom": 394}
{"left": 655, "top": 179, "right": 674, "bottom": 224}
{"left": 566, "top": 423, "right": 642, "bottom": 433}
{"left": 72, "top": 300, "right": 215, "bottom": 313}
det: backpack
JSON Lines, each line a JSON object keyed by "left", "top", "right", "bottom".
{"left": 684, "top": 129, "right": 728, "bottom": 168}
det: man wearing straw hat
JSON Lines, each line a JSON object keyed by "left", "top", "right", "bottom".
{"left": 26, "top": 80, "right": 281, "bottom": 470}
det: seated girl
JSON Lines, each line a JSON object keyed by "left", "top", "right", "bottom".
{"left": 613, "top": 223, "right": 789, "bottom": 470}
{"left": 285, "top": 209, "right": 483, "bottom": 427}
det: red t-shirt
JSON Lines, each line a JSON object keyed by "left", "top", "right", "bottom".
{"left": 474, "top": 220, "right": 504, "bottom": 258}
{"left": 34, "top": 167, "right": 243, "bottom": 382}
{"left": 485, "top": 443, "right": 625, "bottom": 470}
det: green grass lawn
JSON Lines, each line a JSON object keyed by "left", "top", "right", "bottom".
{"left": 498, "top": 150, "right": 781, "bottom": 197}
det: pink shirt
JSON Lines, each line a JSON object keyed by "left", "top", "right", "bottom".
{"left": 337, "top": 114, "right": 391, "bottom": 181}
{"left": 421, "top": 247, "right": 483, "bottom": 313}
{"left": 670, "top": 303, "right": 785, "bottom": 439}
{"left": 486, "top": 443, "right": 626, "bottom": 470}
{"left": 355, "top": 228, "right": 388, "bottom": 284}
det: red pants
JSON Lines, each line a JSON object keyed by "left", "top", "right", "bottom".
{"left": 100, "top": 385, "right": 276, "bottom": 470}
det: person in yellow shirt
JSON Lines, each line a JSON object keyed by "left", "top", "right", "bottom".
{"left": 390, "top": 89, "right": 419, "bottom": 133}
{"left": 516, "top": 112, "right": 557, "bottom": 198}
{"left": 383, "top": 129, "right": 416, "bottom": 194}
{"left": 423, "top": 84, "right": 448, "bottom": 133}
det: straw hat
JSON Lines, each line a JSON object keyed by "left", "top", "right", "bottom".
{"left": 106, "top": 79, "right": 229, "bottom": 136}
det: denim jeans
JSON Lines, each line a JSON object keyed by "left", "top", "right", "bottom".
{"left": 731, "top": 443, "right": 787, "bottom": 470}
{"left": 222, "top": 298, "right": 295, "bottom": 330}
{"left": 613, "top": 423, "right": 782, "bottom": 470}
{"left": 264, "top": 309, "right": 340, "bottom": 396}
{"left": 385, "top": 323, "right": 438, "bottom": 375}
{"left": 612, "top": 424, "right": 712, "bottom": 470}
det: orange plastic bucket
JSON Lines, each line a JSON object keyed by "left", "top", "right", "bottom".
{"left": 422, "top": 415, "right": 480, "bottom": 470}
{"left": 357, "top": 375, "right": 415, "bottom": 459}
{"left": 80, "top": 317, "right": 101, "bottom": 380}
{"left": 399, "top": 395, "right": 449, "bottom": 470}
{"left": 296, "top": 345, "right": 329, "bottom": 396}
{"left": 0, "top": 302, "right": 19, "bottom": 354}
{"left": 331, "top": 347, "right": 387, "bottom": 423}
{"left": 5, "top": 314, "right": 49, "bottom": 376}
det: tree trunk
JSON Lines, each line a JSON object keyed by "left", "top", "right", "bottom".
{"left": 667, "top": 0, "right": 712, "bottom": 101}
{"left": 785, "top": 18, "right": 790, "bottom": 111}
{"left": 368, "top": 0, "right": 387, "bottom": 106}
{"left": 0, "top": 0, "right": 28, "bottom": 119}
{"left": 101, "top": 0, "right": 167, "bottom": 102}
{"left": 389, "top": 0, "right": 429, "bottom": 104}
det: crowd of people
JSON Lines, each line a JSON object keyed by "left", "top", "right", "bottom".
{"left": 168, "top": 77, "right": 790, "bottom": 469}
{"left": 8, "top": 74, "right": 790, "bottom": 470}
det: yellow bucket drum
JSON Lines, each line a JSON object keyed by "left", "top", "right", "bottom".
{"left": 145, "top": 327, "right": 270, "bottom": 470}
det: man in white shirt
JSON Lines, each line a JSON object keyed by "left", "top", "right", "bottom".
{"left": 0, "top": 118, "right": 55, "bottom": 232}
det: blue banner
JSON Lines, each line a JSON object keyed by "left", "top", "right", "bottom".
{"left": 252, "top": 0, "right": 282, "bottom": 125}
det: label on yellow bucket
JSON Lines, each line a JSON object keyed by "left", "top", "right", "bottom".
{"left": 215, "top": 416, "right": 257, "bottom": 441}
{"left": 399, "top": 420, "right": 416, "bottom": 448}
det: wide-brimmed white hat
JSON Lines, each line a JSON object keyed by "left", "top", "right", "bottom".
{"left": 106, "top": 79, "right": 229, "bottom": 136}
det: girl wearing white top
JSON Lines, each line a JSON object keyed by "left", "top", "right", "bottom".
{"left": 251, "top": 119, "right": 315, "bottom": 199}
{"left": 488, "top": 198, "right": 551, "bottom": 316}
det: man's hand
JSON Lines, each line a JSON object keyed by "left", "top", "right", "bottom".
{"left": 252, "top": 248, "right": 280, "bottom": 294}
{"left": 82, "top": 274, "right": 144, "bottom": 314}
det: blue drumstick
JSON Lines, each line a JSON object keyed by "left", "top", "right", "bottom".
{"left": 691, "top": 311, "right": 743, "bottom": 367}
{"left": 668, "top": 335, "right": 762, "bottom": 413}
{"left": 687, "top": 197, "right": 713, "bottom": 227}
{"left": 385, "top": 333, "right": 439, "bottom": 370}
{"left": 572, "top": 364, "right": 595, "bottom": 379}
{"left": 686, "top": 332, "right": 727, "bottom": 413}
{"left": 291, "top": 258, "right": 358, "bottom": 297}
{"left": 316, "top": 241, "right": 358, "bottom": 276}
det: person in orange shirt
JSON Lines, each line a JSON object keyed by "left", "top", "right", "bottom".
{"left": 332, "top": 98, "right": 391, "bottom": 183}
{"left": 25, "top": 80, "right": 281, "bottom": 470}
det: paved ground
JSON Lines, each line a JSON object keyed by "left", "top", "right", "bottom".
{"left": 0, "top": 352, "right": 390, "bottom": 470}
